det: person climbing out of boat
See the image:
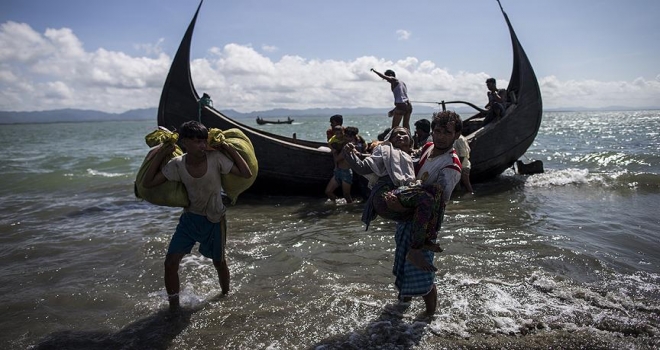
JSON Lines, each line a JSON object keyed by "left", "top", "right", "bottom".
{"left": 325, "top": 125, "right": 353, "bottom": 204}
{"left": 141, "top": 120, "right": 252, "bottom": 311}
{"left": 483, "top": 78, "right": 505, "bottom": 126}
{"left": 413, "top": 118, "right": 432, "bottom": 149}
{"left": 453, "top": 134, "right": 474, "bottom": 194}
{"left": 386, "top": 111, "right": 462, "bottom": 315}
{"left": 342, "top": 125, "right": 452, "bottom": 258}
{"left": 371, "top": 68, "right": 413, "bottom": 130}
{"left": 198, "top": 93, "right": 213, "bottom": 121}
{"left": 326, "top": 114, "right": 343, "bottom": 141}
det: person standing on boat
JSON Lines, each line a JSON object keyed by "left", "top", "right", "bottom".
{"left": 141, "top": 121, "right": 252, "bottom": 311}
{"left": 371, "top": 68, "right": 413, "bottom": 130}
{"left": 483, "top": 78, "right": 505, "bottom": 126}
{"left": 198, "top": 93, "right": 213, "bottom": 121}
{"left": 388, "top": 111, "right": 462, "bottom": 315}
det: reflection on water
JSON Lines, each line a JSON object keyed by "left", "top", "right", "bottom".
{"left": 1, "top": 113, "right": 659, "bottom": 349}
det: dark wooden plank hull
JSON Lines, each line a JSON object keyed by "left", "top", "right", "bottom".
{"left": 157, "top": 0, "right": 542, "bottom": 196}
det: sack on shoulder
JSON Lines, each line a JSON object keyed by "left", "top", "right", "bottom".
{"left": 208, "top": 128, "right": 258, "bottom": 204}
{"left": 134, "top": 129, "right": 189, "bottom": 208}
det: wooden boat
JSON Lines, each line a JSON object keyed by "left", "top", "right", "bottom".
{"left": 256, "top": 116, "right": 294, "bottom": 125}
{"left": 447, "top": 0, "right": 543, "bottom": 182}
{"left": 157, "top": 0, "right": 542, "bottom": 195}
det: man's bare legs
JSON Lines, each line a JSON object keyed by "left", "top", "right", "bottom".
{"left": 422, "top": 284, "right": 438, "bottom": 315}
{"left": 325, "top": 177, "right": 339, "bottom": 202}
{"left": 402, "top": 110, "right": 411, "bottom": 131}
{"left": 461, "top": 169, "right": 474, "bottom": 193}
{"left": 164, "top": 253, "right": 185, "bottom": 311}
{"left": 213, "top": 259, "right": 230, "bottom": 295}
{"left": 391, "top": 111, "right": 403, "bottom": 129}
{"left": 165, "top": 254, "right": 230, "bottom": 311}
{"left": 341, "top": 181, "right": 353, "bottom": 204}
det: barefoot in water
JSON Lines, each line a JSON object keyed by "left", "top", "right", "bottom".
{"left": 422, "top": 242, "right": 443, "bottom": 253}
{"left": 168, "top": 294, "right": 180, "bottom": 312}
{"left": 423, "top": 284, "right": 438, "bottom": 315}
{"left": 406, "top": 249, "right": 437, "bottom": 272}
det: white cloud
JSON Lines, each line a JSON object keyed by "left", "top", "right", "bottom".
{"left": 43, "top": 27, "right": 85, "bottom": 58}
{"left": 1, "top": 22, "right": 659, "bottom": 113}
{"left": 0, "top": 21, "right": 53, "bottom": 62}
{"left": 261, "top": 44, "right": 278, "bottom": 53}
{"left": 541, "top": 76, "right": 660, "bottom": 109}
{"left": 134, "top": 38, "right": 165, "bottom": 56}
{"left": 396, "top": 29, "right": 411, "bottom": 41}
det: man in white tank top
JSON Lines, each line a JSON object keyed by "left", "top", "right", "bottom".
{"left": 371, "top": 68, "right": 414, "bottom": 130}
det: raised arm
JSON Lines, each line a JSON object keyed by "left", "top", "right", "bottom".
{"left": 370, "top": 68, "right": 395, "bottom": 84}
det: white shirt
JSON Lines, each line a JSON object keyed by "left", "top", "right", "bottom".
{"left": 392, "top": 80, "right": 409, "bottom": 104}
{"left": 162, "top": 151, "right": 234, "bottom": 223}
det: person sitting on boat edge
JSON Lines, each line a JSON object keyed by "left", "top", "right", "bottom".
{"left": 325, "top": 125, "right": 353, "bottom": 204}
{"left": 326, "top": 114, "right": 343, "bottom": 141}
{"left": 413, "top": 118, "right": 432, "bottom": 149}
{"left": 390, "top": 111, "right": 462, "bottom": 315}
{"left": 371, "top": 68, "right": 413, "bottom": 130}
{"left": 141, "top": 120, "right": 252, "bottom": 311}
{"left": 342, "top": 126, "right": 448, "bottom": 258}
{"left": 198, "top": 93, "right": 213, "bottom": 120}
{"left": 483, "top": 78, "right": 505, "bottom": 126}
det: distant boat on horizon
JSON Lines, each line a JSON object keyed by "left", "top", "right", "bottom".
{"left": 255, "top": 116, "right": 294, "bottom": 125}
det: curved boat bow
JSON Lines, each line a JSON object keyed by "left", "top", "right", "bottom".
{"left": 157, "top": 0, "right": 542, "bottom": 196}
{"left": 465, "top": 1, "right": 543, "bottom": 181}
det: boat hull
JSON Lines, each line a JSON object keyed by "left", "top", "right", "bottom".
{"left": 157, "top": 0, "right": 542, "bottom": 196}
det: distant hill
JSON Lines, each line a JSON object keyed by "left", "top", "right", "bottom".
{"left": 0, "top": 106, "right": 439, "bottom": 124}
{"left": 1, "top": 105, "right": 657, "bottom": 124}
{"left": 0, "top": 108, "right": 158, "bottom": 124}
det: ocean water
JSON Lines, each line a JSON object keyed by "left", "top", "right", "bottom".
{"left": 0, "top": 110, "right": 659, "bottom": 349}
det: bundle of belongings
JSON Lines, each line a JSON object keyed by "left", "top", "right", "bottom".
{"left": 134, "top": 127, "right": 258, "bottom": 207}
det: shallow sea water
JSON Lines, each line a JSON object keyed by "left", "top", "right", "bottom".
{"left": 0, "top": 110, "right": 659, "bottom": 349}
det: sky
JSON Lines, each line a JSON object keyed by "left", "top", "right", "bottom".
{"left": 1, "top": 0, "right": 659, "bottom": 114}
